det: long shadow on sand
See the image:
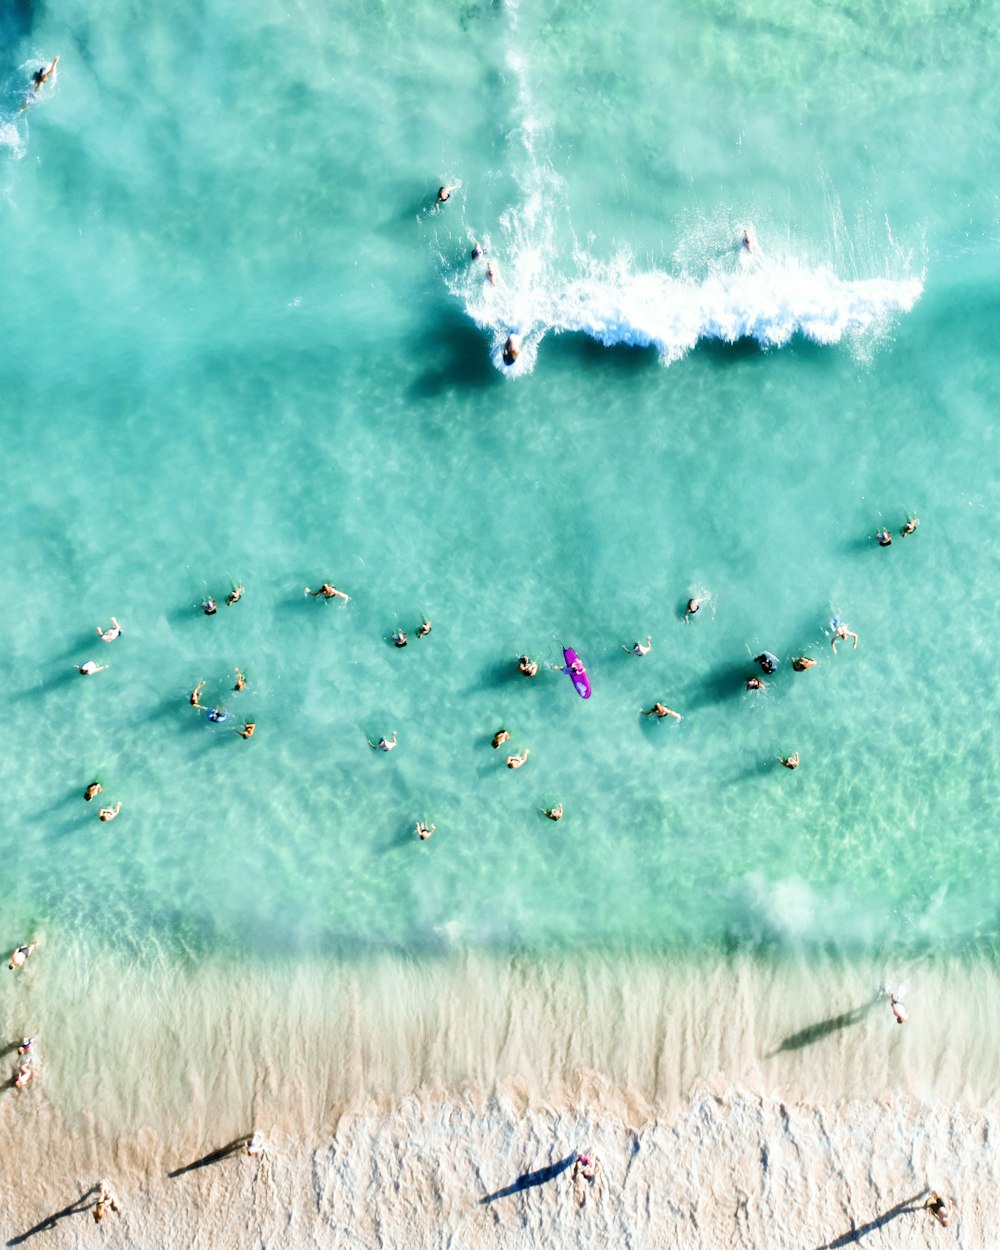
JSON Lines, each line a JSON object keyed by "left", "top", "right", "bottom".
{"left": 7, "top": 1187, "right": 98, "bottom": 1245}
{"left": 167, "top": 1137, "right": 253, "bottom": 1178}
{"left": 764, "top": 999, "right": 879, "bottom": 1058}
{"left": 811, "top": 1190, "right": 927, "bottom": 1249}
{"left": 481, "top": 1154, "right": 577, "bottom": 1204}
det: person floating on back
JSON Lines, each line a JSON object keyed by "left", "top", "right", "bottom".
{"left": 77, "top": 660, "right": 108, "bottom": 676}
{"left": 416, "top": 821, "right": 435, "bottom": 840}
{"left": 831, "top": 622, "right": 858, "bottom": 653}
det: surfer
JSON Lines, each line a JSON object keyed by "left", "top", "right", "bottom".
{"left": 226, "top": 583, "right": 244, "bottom": 606}
{"left": 417, "top": 618, "right": 432, "bottom": 639}
{"left": 84, "top": 781, "right": 103, "bottom": 802}
{"left": 492, "top": 729, "right": 511, "bottom": 749}
{"left": 791, "top": 656, "right": 817, "bottom": 672}
{"left": 746, "top": 677, "right": 766, "bottom": 691}
{"left": 506, "top": 749, "right": 529, "bottom": 769}
{"left": 96, "top": 617, "right": 122, "bottom": 642}
{"left": 502, "top": 334, "right": 521, "bottom": 366}
{"left": 517, "top": 655, "right": 538, "bottom": 677}
{"left": 754, "top": 653, "right": 778, "bottom": 675}
{"left": 77, "top": 660, "right": 108, "bottom": 675}
{"left": 623, "top": 636, "right": 652, "bottom": 656}
{"left": 416, "top": 821, "right": 435, "bottom": 840}
{"left": 189, "top": 681, "right": 206, "bottom": 708}
{"left": 877, "top": 528, "right": 892, "bottom": 547}
{"left": 392, "top": 630, "right": 408, "bottom": 648}
{"left": 777, "top": 753, "right": 800, "bottom": 770}
{"left": 684, "top": 598, "right": 701, "bottom": 622}
{"left": 540, "top": 804, "right": 563, "bottom": 821}
{"left": 831, "top": 622, "right": 858, "bottom": 653}
{"left": 641, "top": 703, "right": 682, "bottom": 721}
{"left": 98, "top": 801, "right": 122, "bottom": 822}
{"left": 435, "top": 185, "right": 454, "bottom": 209}
{"left": 305, "top": 582, "right": 349, "bottom": 601}
{"left": 369, "top": 732, "right": 398, "bottom": 752}
{"left": 8, "top": 943, "right": 36, "bottom": 970}
{"left": 900, "top": 513, "right": 919, "bottom": 537}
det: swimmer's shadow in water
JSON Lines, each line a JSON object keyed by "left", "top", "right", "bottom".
{"left": 480, "top": 1153, "right": 577, "bottom": 1203}
{"left": 407, "top": 308, "right": 498, "bottom": 399}
{"left": 473, "top": 659, "right": 544, "bottom": 693}
{"left": 688, "top": 661, "right": 763, "bottom": 710}
{"left": 764, "top": 999, "right": 879, "bottom": 1058}
{"left": 6, "top": 1186, "right": 99, "bottom": 1245}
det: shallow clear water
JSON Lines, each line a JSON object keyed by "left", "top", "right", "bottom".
{"left": 1, "top": 0, "right": 998, "bottom": 970}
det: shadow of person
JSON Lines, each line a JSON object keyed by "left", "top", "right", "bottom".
{"left": 481, "top": 1154, "right": 577, "bottom": 1204}
{"left": 764, "top": 998, "right": 879, "bottom": 1057}
{"left": 7, "top": 1186, "right": 99, "bottom": 1245}
{"left": 689, "top": 661, "right": 757, "bottom": 710}
{"left": 811, "top": 1190, "right": 928, "bottom": 1249}
{"left": 167, "top": 1136, "right": 253, "bottom": 1178}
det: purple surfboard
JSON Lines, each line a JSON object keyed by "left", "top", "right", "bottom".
{"left": 562, "top": 647, "right": 592, "bottom": 699}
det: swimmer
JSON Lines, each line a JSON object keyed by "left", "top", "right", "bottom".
{"left": 777, "top": 753, "right": 800, "bottom": 770}
{"left": 233, "top": 667, "right": 247, "bottom": 692}
{"left": 83, "top": 781, "right": 103, "bottom": 802}
{"left": 900, "top": 514, "right": 919, "bottom": 537}
{"left": 77, "top": 660, "right": 108, "bottom": 676}
{"left": 8, "top": 944, "right": 35, "bottom": 970}
{"left": 226, "top": 583, "right": 243, "bottom": 606}
{"left": 746, "top": 677, "right": 766, "bottom": 691}
{"left": 369, "top": 731, "right": 398, "bottom": 752}
{"left": 831, "top": 624, "right": 858, "bottom": 653}
{"left": 502, "top": 334, "right": 521, "bottom": 366}
{"left": 753, "top": 653, "right": 778, "bottom": 675}
{"left": 925, "top": 1192, "right": 949, "bottom": 1227}
{"left": 238, "top": 722, "right": 256, "bottom": 740}
{"left": 416, "top": 618, "right": 432, "bottom": 639}
{"left": 207, "top": 708, "right": 228, "bottom": 724}
{"left": 623, "top": 636, "right": 652, "bottom": 656}
{"left": 471, "top": 239, "right": 484, "bottom": 260}
{"left": 877, "top": 528, "right": 892, "bottom": 547}
{"left": 517, "top": 655, "right": 538, "bottom": 678}
{"left": 13, "top": 1063, "right": 32, "bottom": 1090}
{"left": 96, "top": 617, "right": 122, "bottom": 642}
{"left": 506, "top": 749, "right": 529, "bottom": 769}
{"left": 540, "top": 804, "right": 564, "bottom": 821}
{"left": 491, "top": 728, "right": 511, "bottom": 749}
{"left": 890, "top": 992, "right": 909, "bottom": 1024}
{"left": 641, "top": 703, "right": 682, "bottom": 721}
{"left": 189, "top": 681, "right": 206, "bottom": 708}
{"left": 791, "top": 656, "right": 817, "bottom": 672}
{"left": 392, "top": 630, "right": 408, "bottom": 648}
{"left": 98, "top": 801, "right": 122, "bottom": 822}
{"left": 202, "top": 598, "right": 217, "bottom": 615}
{"left": 684, "top": 598, "right": 701, "bottom": 623}
{"left": 741, "top": 227, "right": 754, "bottom": 254}
{"left": 416, "top": 821, "right": 435, "bottom": 840}
{"left": 305, "top": 582, "right": 349, "bottom": 601}
{"left": 17, "top": 1038, "right": 34, "bottom": 1056}
{"left": 435, "top": 185, "right": 454, "bottom": 209}
{"left": 31, "top": 57, "right": 59, "bottom": 93}
{"left": 485, "top": 261, "right": 497, "bottom": 286}
{"left": 246, "top": 1131, "right": 265, "bottom": 1157}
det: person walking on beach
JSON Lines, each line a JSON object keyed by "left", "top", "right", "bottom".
{"left": 901, "top": 514, "right": 919, "bottom": 537}
{"left": 641, "top": 702, "right": 682, "bottom": 721}
{"left": 226, "top": 583, "right": 243, "bottom": 606}
{"left": 369, "top": 732, "right": 398, "bottom": 752}
{"left": 792, "top": 656, "right": 817, "bottom": 672}
{"left": 84, "top": 780, "right": 103, "bottom": 801}
{"left": 417, "top": 618, "right": 432, "bottom": 639}
{"left": 246, "top": 1131, "right": 266, "bottom": 1157}
{"left": 13, "top": 1062, "right": 33, "bottom": 1089}
{"left": 492, "top": 728, "right": 511, "bottom": 749}
{"left": 233, "top": 667, "right": 247, "bottom": 692}
{"left": 238, "top": 722, "right": 256, "bottom": 739}
{"left": 94, "top": 1180, "right": 120, "bottom": 1222}
{"left": 540, "top": 803, "right": 563, "bottom": 821}
{"left": 17, "top": 1037, "right": 34, "bottom": 1056}
{"left": 506, "top": 749, "right": 529, "bottom": 769}
{"left": 518, "top": 655, "right": 538, "bottom": 677}
{"left": 831, "top": 623, "right": 858, "bottom": 653}
{"left": 889, "top": 991, "right": 908, "bottom": 1023}
{"left": 416, "top": 821, "right": 435, "bottom": 840}
{"left": 96, "top": 617, "right": 122, "bottom": 642}
{"left": 777, "top": 752, "right": 800, "bottom": 770}
{"left": 98, "top": 801, "right": 122, "bottom": 822}
{"left": 925, "top": 1191, "right": 950, "bottom": 1227}
{"left": 306, "top": 582, "right": 349, "bottom": 601}
{"left": 685, "top": 597, "right": 701, "bottom": 622}
{"left": 189, "top": 681, "right": 206, "bottom": 708}
{"left": 8, "top": 943, "right": 36, "bottom": 970}
{"left": 77, "top": 660, "right": 108, "bottom": 675}
{"left": 623, "top": 636, "right": 652, "bottom": 656}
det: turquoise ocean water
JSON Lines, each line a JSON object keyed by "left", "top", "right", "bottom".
{"left": 2, "top": 0, "right": 998, "bottom": 980}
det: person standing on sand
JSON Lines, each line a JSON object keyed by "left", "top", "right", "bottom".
{"left": 623, "top": 636, "right": 652, "bottom": 655}
{"left": 8, "top": 943, "right": 36, "bottom": 970}
{"left": 641, "top": 703, "right": 681, "bottom": 721}
{"left": 13, "top": 1062, "right": 32, "bottom": 1089}
{"left": 93, "top": 1180, "right": 120, "bottom": 1222}
{"left": 246, "top": 1131, "right": 266, "bottom": 1157}
{"left": 925, "top": 1191, "right": 950, "bottom": 1227}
